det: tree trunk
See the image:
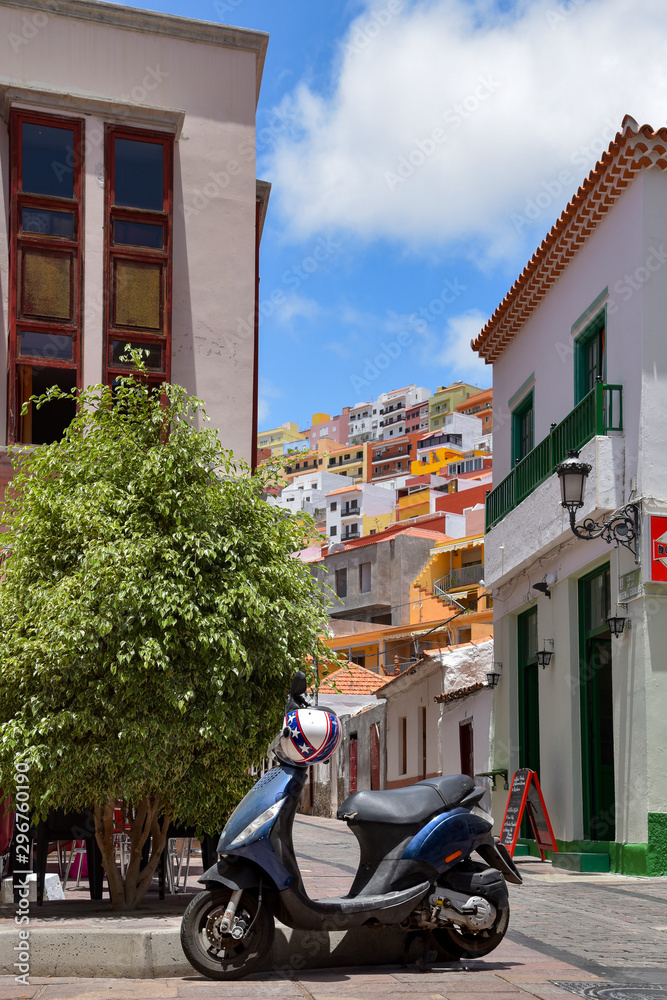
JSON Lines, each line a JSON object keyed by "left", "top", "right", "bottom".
{"left": 94, "top": 796, "right": 170, "bottom": 911}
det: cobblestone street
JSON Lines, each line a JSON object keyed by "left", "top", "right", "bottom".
{"left": 1, "top": 814, "right": 666, "bottom": 999}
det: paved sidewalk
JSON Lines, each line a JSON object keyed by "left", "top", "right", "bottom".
{"left": 1, "top": 813, "right": 666, "bottom": 998}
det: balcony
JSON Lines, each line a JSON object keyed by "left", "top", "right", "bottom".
{"left": 485, "top": 382, "right": 622, "bottom": 531}
{"left": 434, "top": 564, "right": 485, "bottom": 594}
{"left": 342, "top": 525, "right": 360, "bottom": 541}
{"left": 341, "top": 503, "right": 360, "bottom": 518}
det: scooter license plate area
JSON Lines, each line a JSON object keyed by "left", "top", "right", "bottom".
{"left": 401, "top": 807, "right": 493, "bottom": 871}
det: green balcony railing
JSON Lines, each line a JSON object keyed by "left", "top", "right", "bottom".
{"left": 486, "top": 382, "right": 622, "bottom": 531}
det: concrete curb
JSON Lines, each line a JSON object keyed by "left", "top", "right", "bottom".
{"left": 0, "top": 921, "right": 423, "bottom": 978}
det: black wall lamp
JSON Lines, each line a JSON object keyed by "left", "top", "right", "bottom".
{"left": 536, "top": 640, "right": 554, "bottom": 668}
{"left": 555, "top": 450, "right": 640, "bottom": 562}
{"left": 607, "top": 607, "right": 629, "bottom": 637}
{"left": 532, "top": 581, "right": 551, "bottom": 599}
{"left": 486, "top": 662, "right": 502, "bottom": 688}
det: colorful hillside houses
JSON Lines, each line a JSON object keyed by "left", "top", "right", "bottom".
{"left": 475, "top": 115, "right": 667, "bottom": 875}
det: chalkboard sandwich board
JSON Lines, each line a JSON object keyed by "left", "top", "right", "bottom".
{"left": 499, "top": 768, "right": 558, "bottom": 860}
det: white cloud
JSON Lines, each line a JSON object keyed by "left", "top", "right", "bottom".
{"left": 273, "top": 293, "right": 321, "bottom": 326}
{"left": 264, "top": 0, "right": 667, "bottom": 260}
{"left": 257, "top": 378, "right": 282, "bottom": 429}
{"left": 433, "top": 309, "right": 491, "bottom": 385}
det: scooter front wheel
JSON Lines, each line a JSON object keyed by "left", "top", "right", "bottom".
{"left": 180, "top": 887, "right": 274, "bottom": 980}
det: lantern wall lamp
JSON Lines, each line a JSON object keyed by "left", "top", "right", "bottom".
{"left": 555, "top": 450, "right": 640, "bottom": 562}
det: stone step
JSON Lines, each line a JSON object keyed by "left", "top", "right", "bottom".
{"left": 552, "top": 852, "right": 610, "bottom": 873}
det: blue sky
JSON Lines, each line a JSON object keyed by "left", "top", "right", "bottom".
{"left": 122, "top": 0, "right": 667, "bottom": 432}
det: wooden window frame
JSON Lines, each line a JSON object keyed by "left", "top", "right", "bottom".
{"left": 8, "top": 109, "right": 84, "bottom": 443}
{"left": 104, "top": 125, "right": 173, "bottom": 388}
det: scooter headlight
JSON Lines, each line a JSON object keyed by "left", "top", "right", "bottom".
{"left": 227, "top": 796, "right": 287, "bottom": 848}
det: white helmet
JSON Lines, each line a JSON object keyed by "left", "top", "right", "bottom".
{"left": 279, "top": 708, "right": 341, "bottom": 765}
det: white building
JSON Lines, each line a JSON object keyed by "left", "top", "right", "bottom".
{"left": 474, "top": 115, "right": 667, "bottom": 876}
{"left": 0, "top": 0, "right": 268, "bottom": 498}
{"left": 415, "top": 413, "right": 484, "bottom": 464}
{"left": 376, "top": 639, "right": 494, "bottom": 791}
{"left": 372, "top": 385, "right": 431, "bottom": 442}
{"left": 348, "top": 401, "right": 373, "bottom": 444}
{"left": 269, "top": 470, "right": 350, "bottom": 519}
{"left": 326, "top": 482, "right": 395, "bottom": 543}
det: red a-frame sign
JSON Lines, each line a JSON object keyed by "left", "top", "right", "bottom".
{"left": 499, "top": 768, "right": 559, "bottom": 860}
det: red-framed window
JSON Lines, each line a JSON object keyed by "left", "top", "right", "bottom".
{"left": 8, "top": 109, "right": 84, "bottom": 444}
{"left": 104, "top": 125, "right": 173, "bottom": 389}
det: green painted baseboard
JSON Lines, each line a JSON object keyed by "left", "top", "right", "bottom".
{"left": 515, "top": 815, "right": 667, "bottom": 876}
{"left": 552, "top": 852, "right": 609, "bottom": 873}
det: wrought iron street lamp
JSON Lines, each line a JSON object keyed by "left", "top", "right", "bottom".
{"left": 486, "top": 670, "right": 501, "bottom": 688}
{"left": 555, "top": 450, "right": 640, "bottom": 561}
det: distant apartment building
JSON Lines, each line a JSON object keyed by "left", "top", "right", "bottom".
{"left": 429, "top": 382, "right": 481, "bottom": 431}
{"left": 416, "top": 413, "right": 485, "bottom": 463}
{"left": 370, "top": 432, "right": 422, "bottom": 483}
{"left": 257, "top": 421, "right": 308, "bottom": 457}
{"left": 270, "top": 470, "right": 350, "bottom": 519}
{"left": 405, "top": 400, "right": 430, "bottom": 434}
{"left": 456, "top": 387, "right": 493, "bottom": 439}
{"left": 301, "top": 409, "right": 350, "bottom": 449}
{"left": 326, "top": 482, "right": 395, "bottom": 543}
{"left": 372, "top": 385, "right": 431, "bottom": 441}
{"left": 312, "top": 524, "right": 448, "bottom": 626}
{"left": 322, "top": 442, "right": 370, "bottom": 482}
{"left": 348, "top": 401, "right": 374, "bottom": 444}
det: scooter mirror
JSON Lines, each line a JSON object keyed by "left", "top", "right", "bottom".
{"left": 290, "top": 672, "right": 307, "bottom": 698}
{"left": 286, "top": 671, "right": 309, "bottom": 712}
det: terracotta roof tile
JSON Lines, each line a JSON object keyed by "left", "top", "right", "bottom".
{"left": 326, "top": 484, "right": 361, "bottom": 496}
{"left": 473, "top": 116, "right": 666, "bottom": 362}
{"left": 318, "top": 661, "right": 385, "bottom": 696}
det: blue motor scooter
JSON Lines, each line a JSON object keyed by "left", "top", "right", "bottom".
{"left": 180, "top": 673, "right": 521, "bottom": 980}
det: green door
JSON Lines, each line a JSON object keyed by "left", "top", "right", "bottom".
{"left": 518, "top": 607, "right": 540, "bottom": 773}
{"left": 579, "top": 566, "right": 615, "bottom": 841}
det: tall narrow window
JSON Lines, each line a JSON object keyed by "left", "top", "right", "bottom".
{"left": 105, "top": 126, "right": 173, "bottom": 387}
{"left": 9, "top": 111, "right": 84, "bottom": 443}
{"left": 335, "top": 568, "right": 348, "bottom": 599}
{"left": 512, "top": 390, "right": 534, "bottom": 465}
{"left": 575, "top": 311, "right": 606, "bottom": 403}
{"left": 399, "top": 716, "right": 407, "bottom": 776}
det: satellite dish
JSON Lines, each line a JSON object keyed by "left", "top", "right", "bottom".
{"left": 328, "top": 541, "right": 346, "bottom": 553}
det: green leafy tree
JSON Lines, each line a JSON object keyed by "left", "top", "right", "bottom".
{"left": 0, "top": 359, "right": 328, "bottom": 909}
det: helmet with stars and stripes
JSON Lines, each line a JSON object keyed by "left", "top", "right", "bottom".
{"left": 279, "top": 707, "right": 341, "bottom": 766}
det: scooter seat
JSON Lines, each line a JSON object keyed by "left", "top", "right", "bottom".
{"left": 338, "top": 774, "right": 475, "bottom": 825}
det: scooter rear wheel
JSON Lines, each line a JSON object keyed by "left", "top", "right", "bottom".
{"left": 180, "top": 887, "right": 274, "bottom": 980}
{"left": 435, "top": 903, "right": 509, "bottom": 958}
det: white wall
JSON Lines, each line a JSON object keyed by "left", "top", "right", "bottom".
{"left": 491, "top": 176, "right": 644, "bottom": 486}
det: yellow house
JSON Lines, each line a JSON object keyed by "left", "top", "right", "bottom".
{"left": 411, "top": 446, "right": 487, "bottom": 478}
{"left": 363, "top": 511, "right": 394, "bottom": 536}
{"left": 410, "top": 532, "right": 492, "bottom": 645}
{"left": 429, "top": 382, "right": 481, "bottom": 431}
{"left": 397, "top": 489, "right": 431, "bottom": 521}
{"left": 257, "top": 421, "right": 307, "bottom": 457}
